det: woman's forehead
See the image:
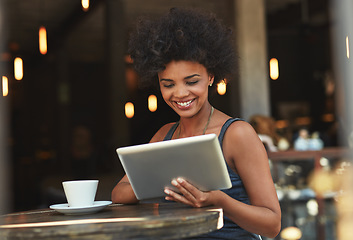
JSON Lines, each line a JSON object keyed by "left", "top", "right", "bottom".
{"left": 160, "top": 60, "right": 207, "bottom": 76}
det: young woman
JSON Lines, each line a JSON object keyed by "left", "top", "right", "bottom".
{"left": 111, "top": 8, "right": 281, "bottom": 239}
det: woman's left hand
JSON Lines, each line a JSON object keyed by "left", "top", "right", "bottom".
{"left": 164, "top": 178, "right": 214, "bottom": 208}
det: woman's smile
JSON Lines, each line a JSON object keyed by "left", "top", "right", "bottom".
{"left": 158, "top": 60, "right": 213, "bottom": 118}
{"left": 175, "top": 99, "right": 194, "bottom": 108}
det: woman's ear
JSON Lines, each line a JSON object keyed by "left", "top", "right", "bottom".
{"left": 209, "top": 75, "right": 214, "bottom": 87}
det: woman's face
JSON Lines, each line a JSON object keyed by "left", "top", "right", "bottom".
{"left": 158, "top": 60, "right": 214, "bottom": 118}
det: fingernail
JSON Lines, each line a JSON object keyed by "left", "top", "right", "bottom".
{"left": 177, "top": 178, "right": 184, "bottom": 183}
{"left": 172, "top": 180, "right": 178, "bottom": 186}
{"left": 164, "top": 189, "right": 170, "bottom": 194}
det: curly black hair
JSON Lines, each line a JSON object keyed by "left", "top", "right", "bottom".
{"left": 128, "top": 7, "right": 237, "bottom": 87}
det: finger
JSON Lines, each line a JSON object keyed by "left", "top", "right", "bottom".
{"left": 175, "top": 178, "right": 203, "bottom": 200}
{"left": 164, "top": 188, "right": 193, "bottom": 206}
{"left": 174, "top": 178, "right": 211, "bottom": 207}
{"left": 176, "top": 178, "right": 201, "bottom": 195}
{"left": 171, "top": 179, "right": 196, "bottom": 200}
{"left": 171, "top": 179, "right": 201, "bottom": 206}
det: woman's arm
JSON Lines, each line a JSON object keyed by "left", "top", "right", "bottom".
{"left": 111, "top": 123, "right": 174, "bottom": 204}
{"left": 164, "top": 121, "right": 281, "bottom": 238}
{"left": 111, "top": 175, "right": 138, "bottom": 204}
{"left": 222, "top": 121, "right": 281, "bottom": 237}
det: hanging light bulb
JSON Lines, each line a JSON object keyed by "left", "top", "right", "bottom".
{"left": 217, "top": 79, "right": 227, "bottom": 95}
{"left": 14, "top": 57, "right": 23, "bottom": 80}
{"left": 81, "top": 0, "right": 89, "bottom": 12}
{"left": 2, "top": 76, "right": 9, "bottom": 97}
{"left": 39, "top": 26, "right": 47, "bottom": 55}
{"left": 269, "top": 58, "right": 279, "bottom": 80}
{"left": 148, "top": 95, "right": 157, "bottom": 112}
{"left": 125, "top": 102, "right": 134, "bottom": 118}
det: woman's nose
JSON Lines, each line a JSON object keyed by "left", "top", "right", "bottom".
{"left": 173, "top": 85, "right": 189, "bottom": 98}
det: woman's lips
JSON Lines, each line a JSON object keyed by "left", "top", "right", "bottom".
{"left": 175, "top": 99, "right": 194, "bottom": 108}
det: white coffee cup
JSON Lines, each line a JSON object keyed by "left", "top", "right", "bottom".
{"left": 62, "top": 180, "right": 99, "bottom": 208}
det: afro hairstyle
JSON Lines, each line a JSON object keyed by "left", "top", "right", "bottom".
{"left": 128, "top": 7, "right": 237, "bottom": 88}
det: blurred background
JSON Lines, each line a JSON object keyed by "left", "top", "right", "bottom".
{"left": 1, "top": 0, "right": 352, "bottom": 239}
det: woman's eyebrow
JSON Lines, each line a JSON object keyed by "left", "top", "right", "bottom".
{"left": 159, "top": 74, "right": 200, "bottom": 82}
{"left": 184, "top": 74, "right": 200, "bottom": 79}
{"left": 159, "top": 78, "right": 173, "bottom": 82}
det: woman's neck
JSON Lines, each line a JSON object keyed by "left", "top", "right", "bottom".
{"left": 177, "top": 104, "right": 214, "bottom": 138}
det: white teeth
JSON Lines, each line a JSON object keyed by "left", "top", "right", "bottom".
{"left": 177, "top": 100, "right": 192, "bottom": 107}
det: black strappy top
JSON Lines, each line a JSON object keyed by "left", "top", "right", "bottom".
{"left": 163, "top": 118, "right": 261, "bottom": 240}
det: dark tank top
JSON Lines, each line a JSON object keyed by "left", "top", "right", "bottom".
{"left": 163, "top": 118, "right": 261, "bottom": 240}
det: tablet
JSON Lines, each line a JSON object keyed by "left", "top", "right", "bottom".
{"left": 116, "top": 134, "right": 231, "bottom": 200}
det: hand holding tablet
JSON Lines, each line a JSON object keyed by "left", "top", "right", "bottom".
{"left": 116, "top": 134, "right": 231, "bottom": 200}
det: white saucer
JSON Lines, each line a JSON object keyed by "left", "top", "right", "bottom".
{"left": 50, "top": 201, "right": 112, "bottom": 215}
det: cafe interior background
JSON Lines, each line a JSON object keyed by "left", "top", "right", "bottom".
{"left": 1, "top": 0, "right": 353, "bottom": 239}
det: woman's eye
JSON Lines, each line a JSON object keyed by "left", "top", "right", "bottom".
{"left": 187, "top": 80, "right": 199, "bottom": 85}
{"left": 163, "top": 84, "right": 174, "bottom": 88}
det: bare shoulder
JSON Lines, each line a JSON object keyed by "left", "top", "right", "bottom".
{"left": 222, "top": 119, "right": 266, "bottom": 158}
{"left": 150, "top": 122, "right": 177, "bottom": 143}
{"left": 226, "top": 120, "right": 258, "bottom": 139}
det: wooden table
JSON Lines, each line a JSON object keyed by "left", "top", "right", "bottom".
{"left": 0, "top": 203, "right": 223, "bottom": 240}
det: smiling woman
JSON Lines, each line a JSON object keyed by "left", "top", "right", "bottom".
{"left": 158, "top": 61, "right": 213, "bottom": 120}
{"left": 112, "top": 7, "right": 281, "bottom": 239}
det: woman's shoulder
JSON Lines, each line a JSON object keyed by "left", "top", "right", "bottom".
{"left": 212, "top": 111, "right": 249, "bottom": 136}
{"left": 222, "top": 118, "right": 268, "bottom": 167}
{"left": 150, "top": 122, "right": 177, "bottom": 143}
{"left": 215, "top": 111, "right": 250, "bottom": 132}
{"left": 223, "top": 118, "right": 258, "bottom": 142}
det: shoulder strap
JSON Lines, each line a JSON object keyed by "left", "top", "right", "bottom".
{"left": 163, "top": 122, "right": 179, "bottom": 141}
{"left": 218, "top": 118, "right": 244, "bottom": 149}
{"left": 164, "top": 118, "right": 244, "bottom": 143}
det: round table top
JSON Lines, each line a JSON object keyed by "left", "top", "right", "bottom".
{"left": 0, "top": 202, "right": 223, "bottom": 239}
